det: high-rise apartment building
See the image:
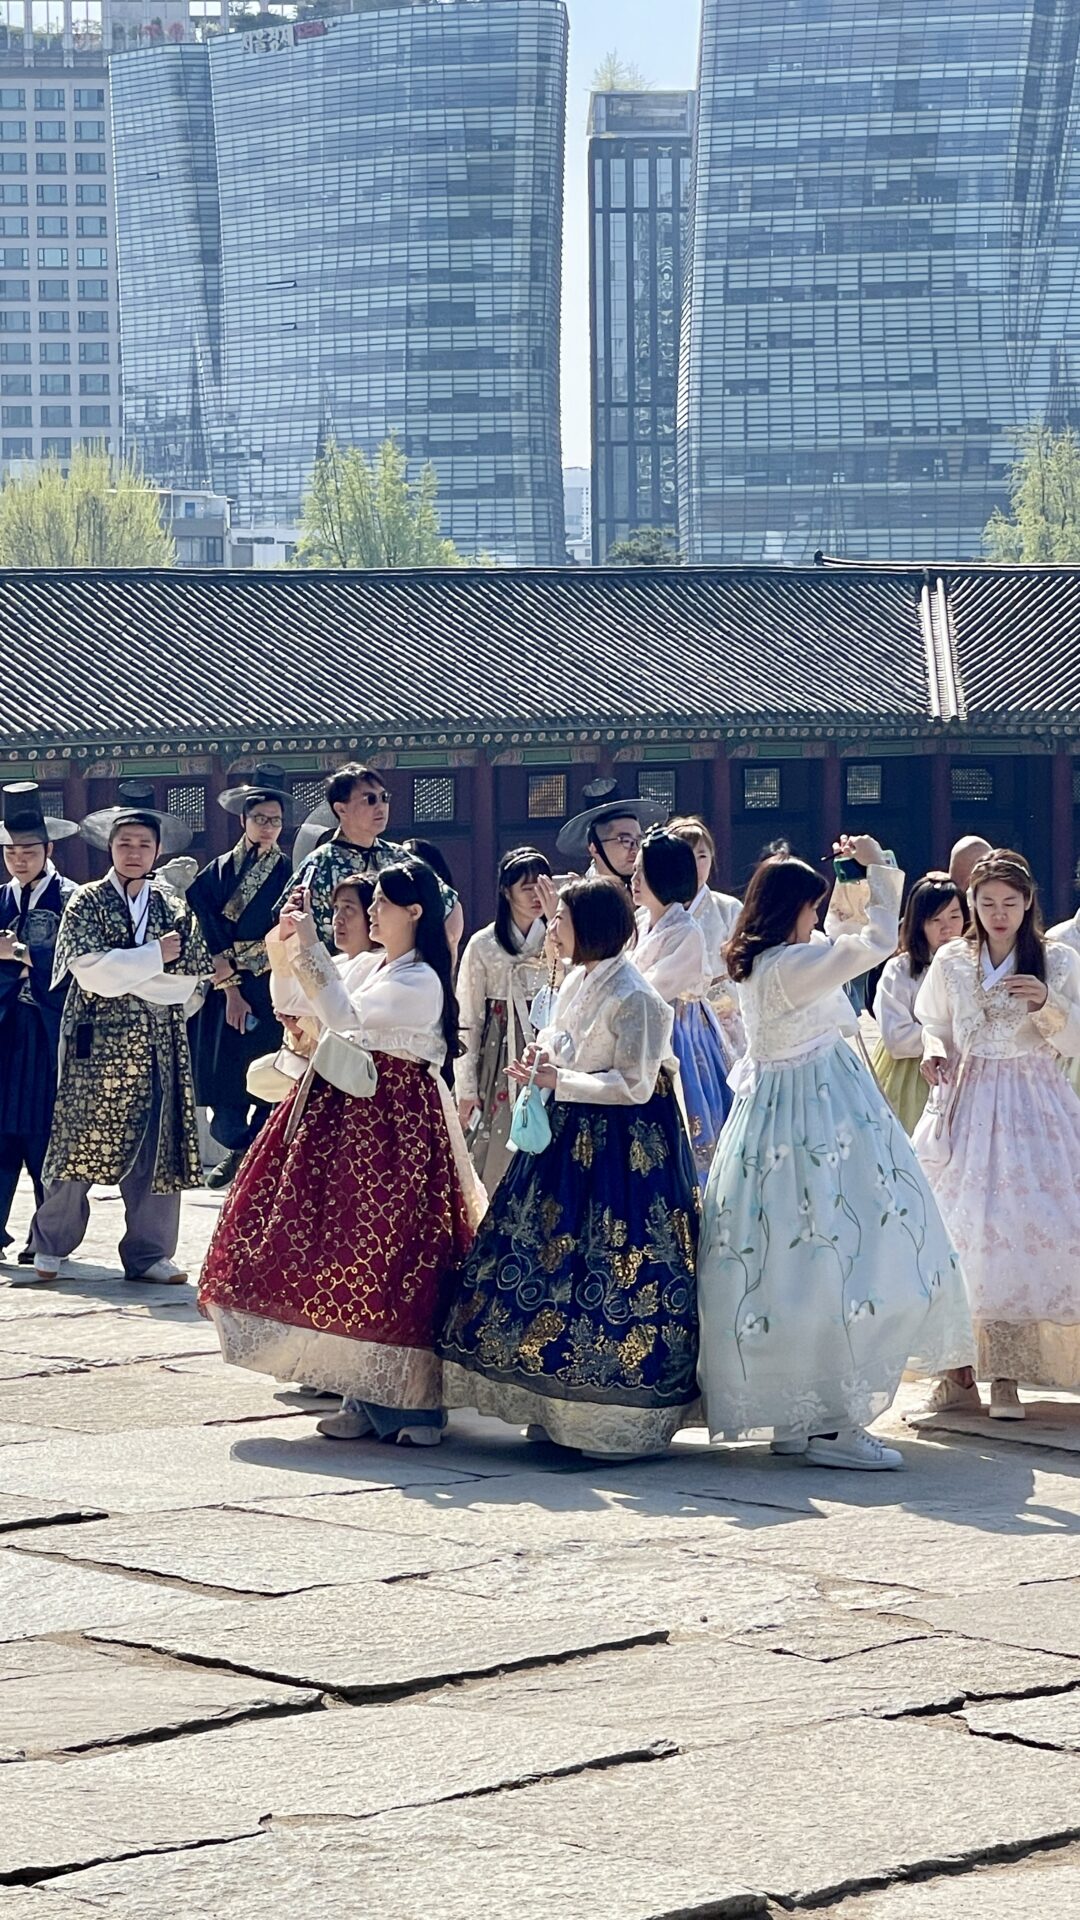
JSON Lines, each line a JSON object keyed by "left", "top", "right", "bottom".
{"left": 0, "top": 0, "right": 219, "bottom": 480}
{"left": 112, "top": 0, "right": 568, "bottom": 564}
{"left": 680, "top": 0, "right": 1080, "bottom": 563}
{"left": 588, "top": 88, "right": 693, "bottom": 564}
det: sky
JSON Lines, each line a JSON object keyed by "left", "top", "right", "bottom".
{"left": 560, "top": 0, "right": 703, "bottom": 473}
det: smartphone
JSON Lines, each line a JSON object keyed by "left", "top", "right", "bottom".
{"left": 833, "top": 856, "right": 867, "bottom": 883}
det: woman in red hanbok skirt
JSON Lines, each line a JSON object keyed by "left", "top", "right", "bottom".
{"left": 199, "top": 859, "right": 484, "bottom": 1445}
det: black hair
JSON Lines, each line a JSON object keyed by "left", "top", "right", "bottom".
{"left": 402, "top": 837, "right": 454, "bottom": 890}
{"left": 560, "top": 875, "right": 635, "bottom": 964}
{"left": 899, "top": 872, "right": 968, "bottom": 980}
{"left": 330, "top": 874, "right": 376, "bottom": 913}
{"left": 241, "top": 791, "right": 285, "bottom": 819}
{"left": 108, "top": 810, "right": 161, "bottom": 848}
{"left": 640, "top": 830, "right": 698, "bottom": 908}
{"left": 494, "top": 845, "right": 552, "bottom": 955}
{"left": 325, "top": 763, "right": 386, "bottom": 810}
{"left": 586, "top": 803, "right": 641, "bottom": 850}
{"left": 377, "top": 859, "right": 460, "bottom": 1060}
{"left": 726, "top": 855, "right": 828, "bottom": 982}
{"left": 968, "top": 848, "right": 1047, "bottom": 985}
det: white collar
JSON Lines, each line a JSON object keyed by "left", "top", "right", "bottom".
{"left": 980, "top": 944, "right": 1017, "bottom": 988}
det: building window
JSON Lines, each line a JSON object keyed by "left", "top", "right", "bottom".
{"left": 743, "top": 766, "right": 781, "bottom": 810}
{"left": 75, "top": 153, "right": 106, "bottom": 175}
{"left": 0, "top": 342, "right": 30, "bottom": 361}
{"left": 39, "top": 372, "right": 68, "bottom": 393}
{"left": 165, "top": 783, "right": 206, "bottom": 832}
{"left": 40, "top": 404, "right": 70, "bottom": 425}
{"left": 73, "top": 90, "right": 104, "bottom": 109}
{"left": 39, "top": 341, "right": 69, "bottom": 362}
{"left": 38, "top": 246, "right": 66, "bottom": 266}
{"left": 39, "top": 310, "right": 68, "bottom": 331}
{"left": 34, "top": 90, "right": 65, "bottom": 110}
{"left": 36, "top": 185, "right": 66, "bottom": 205}
{"left": 78, "top": 340, "right": 107, "bottom": 362}
{"left": 0, "top": 404, "right": 30, "bottom": 425}
{"left": 0, "top": 91, "right": 25, "bottom": 110}
{"left": 37, "top": 785, "right": 64, "bottom": 817}
{"left": 528, "top": 771, "right": 567, "bottom": 819}
{"left": 413, "top": 775, "right": 455, "bottom": 823}
{"left": 845, "top": 763, "right": 882, "bottom": 806}
{"left": 1, "top": 436, "right": 32, "bottom": 456}
{"left": 290, "top": 774, "right": 325, "bottom": 817}
{"left": 950, "top": 766, "right": 994, "bottom": 805}
{"left": 40, "top": 435, "right": 70, "bottom": 456}
{"left": 78, "top": 310, "right": 107, "bottom": 331}
{"left": 74, "top": 120, "right": 105, "bottom": 141}
{"left": 35, "top": 120, "right": 66, "bottom": 141}
{"left": 77, "top": 277, "right": 107, "bottom": 300}
{"left": 636, "top": 768, "right": 677, "bottom": 814}
{"left": 75, "top": 184, "right": 106, "bottom": 205}
{"left": 0, "top": 312, "right": 30, "bottom": 332}
{"left": 79, "top": 403, "right": 108, "bottom": 425}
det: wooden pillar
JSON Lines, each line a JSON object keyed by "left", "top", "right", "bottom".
{"left": 707, "top": 744, "right": 733, "bottom": 887}
{"left": 931, "top": 751, "right": 952, "bottom": 869}
{"left": 472, "top": 753, "right": 495, "bottom": 924}
{"left": 821, "top": 750, "right": 842, "bottom": 852}
{"left": 206, "top": 759, "right": 232, "bottom": 858}
{"left": 1052, "top": 750, "right": 1075, "bottom": 925}
{"left": 61, "top": 763, "right": 89, "bottom": 883}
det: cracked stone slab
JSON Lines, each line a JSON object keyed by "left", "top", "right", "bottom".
{"left": 0, "top": 1495, "right": 104, "bottom": 1535}
{"left": 0, "top": 1424, "right": 477, "bottom": 1514}
{"left": 0, "top": 1546, "right": 225, "bottom": 1641}
{"left": 422, "top": 1541, "right": 818, "bottom": 1634}
{"left": 10, "top": 1811, "right": 764, "bottom": 1920}
{"left": 729, "top": 1506, "right": 1080, "bottom": 1597}
{"left": 963, "top": 1693, "right": 1080, "bottom": 1752}
{"left": 910, "top": 1396, "right": 1080, "bottom": 1454}
{"left": 0, "top": 1315, "right": 220, "bottom": 1366}
{"left": 465, "top": 1717, "right": 1080, "bottom": 1908}
{"left": 0, "top": 1362, "right": 313, "bottom": 1434}
{"left": 903, "top": 1582, "right": 1080, "bottom": 1660}
{"left": 0, "top": 1355, "right": 87, "bottom": 1382}
{"left": 0, "top": 1640, "right": 318, "bottom": 1760}
{"left": 0, "top": 1697, "right": 676, "bottom": 1881}
{"left": 13, "top": 1506, "right": 491, "bottom": 1594}
{"left": 440, "top": 1632, "right": 1080, "bottom": 1749}
{"left": 819, "top": 1861, "right": 1080, "bottom": 1918}
{"left": 89, "top": 1577, "right": 669, "bottom": 1694}
{"left": 727, "top": 1610, "right": 927, "bottom": 1661}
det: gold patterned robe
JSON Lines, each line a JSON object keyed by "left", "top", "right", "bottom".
{"left": 44, "top": 877, "right": 211, "bottom": 1192}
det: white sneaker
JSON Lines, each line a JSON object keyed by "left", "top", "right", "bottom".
{"left": 127, "top": 1259, "right": 188, "bottom": 1285}
{"left": 990, "top": 1379, "right": 1025, "bottom": 1421}
{"left": 317, "top": 1408, "right": 375, "bottom": 1441}
{"left": 32, "top": 1253, "right": 61, "bottom": 1281}
{"left": 804, "top": 1427, "right": 903, "bottom": 1471}
{"left": 908, "top": 1376, "right": 983, "bottom": 1420}
{"left": 770, "top": 1428, "right": 807, "bottom": 1456}
{"left": 395, "top": 1426, "right": 442, "bottom": 1447}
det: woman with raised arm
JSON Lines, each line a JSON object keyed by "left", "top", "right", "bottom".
{"left": 697, "top": 836, "right": 971, "bottom": 1471}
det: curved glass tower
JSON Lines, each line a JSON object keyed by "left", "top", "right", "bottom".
{"left": 679, "top": 0, "right": 1080, "bottom": 562}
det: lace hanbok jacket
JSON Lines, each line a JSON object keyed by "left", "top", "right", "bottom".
{"left": 542, "top": 954, "right": 676, "bottom": 1105}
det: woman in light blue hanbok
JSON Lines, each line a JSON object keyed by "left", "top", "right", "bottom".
{"left": 632, "top": 831, "right": 732, "bottom": 1179}
{"left": 696, "top": 835, "right": 973, "bottom": 1472}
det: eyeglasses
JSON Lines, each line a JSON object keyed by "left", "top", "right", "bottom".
{"left": 598, "top": 832, "right": 641, "bottom": 852}
{"left": 247, "top": 812, "right": 283, "bottom": 828}
{"left": 356, "top": 790, "right": 391, "bottom": 808}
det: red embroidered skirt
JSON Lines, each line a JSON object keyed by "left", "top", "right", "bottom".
{"left": 199, "top": 1053, "right": 473, "bottom": 1407}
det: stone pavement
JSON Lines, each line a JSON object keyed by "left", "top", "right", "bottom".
{"left": 3, "top": 1176, "right": 1080, "bottom": 1919}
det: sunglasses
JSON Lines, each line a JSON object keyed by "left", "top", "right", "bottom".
{"left": 356, "top": 790, "right": 391, "bottom": 807}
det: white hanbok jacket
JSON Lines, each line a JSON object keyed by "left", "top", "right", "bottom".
{"left": 541, "top": 954, "right": 676, "bottom": 1106}
{"left": 874, "top": 952, "right": 923, "bottom": 1059}
{"left": 737, "top": 864, "right": 903, "bottom": 1067}
{"left": 915, "top": 938, "right": 1080, "bottom": 1066}
{"left": 633, "top": 903, "right": 710, "bottom": 1005}
{"left": 453, "top": 917, "right": 548, "bottom": 1104}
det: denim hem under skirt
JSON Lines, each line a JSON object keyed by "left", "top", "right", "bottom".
{"left": 438, "top": 1070, "right": 701, "bottom": 1455}
{"left": 697, "top": 1040, "right": 974, "bottom": 1440}
{"left": 672, "top": 998, "right": 732, "bottom": 1177}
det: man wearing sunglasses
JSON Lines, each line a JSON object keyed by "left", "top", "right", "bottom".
{"left": 278, "top": 763, "right": 413, "bottom": 947}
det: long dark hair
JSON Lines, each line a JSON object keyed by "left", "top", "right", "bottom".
{"left": 900, "top": 872, "right": 968, "bottom": 980}
{"left": 403, "top": 837, "right": 454, "bottom": 890}
{"left": 494, "top": 846, "right": 551, "bottom": 955}
{"left": 377, "top": 859, "right": 461, "bottom": 1060}
{"left": 725, "top": 855, "right": 828, "bottom": 982}
{"left": 967, "top": 848, "right": 1046, "bottom": 984}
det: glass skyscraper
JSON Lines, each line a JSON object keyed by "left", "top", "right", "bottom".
{"left": 679, "top": 0, "right": 1080, "bottom": 563}
{"left": 112, "top": 0, "right": 568, "bottom": 563}
{"left": 588, "top": 89, "right": 693, "bottom": 564}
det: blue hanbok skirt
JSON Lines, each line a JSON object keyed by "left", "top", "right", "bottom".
{"left": 439, "top": 1070, "right": 701, "bottom": 1455}
{"left": 697, "top": 1040, "right": 974, "bottom": 1441}
{"left": 671, "top": 998, "right": 732, "bottom": 1178}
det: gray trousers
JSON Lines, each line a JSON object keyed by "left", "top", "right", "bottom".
{"left": 32, "top": 1060, "right": 181, "bottom": 1277}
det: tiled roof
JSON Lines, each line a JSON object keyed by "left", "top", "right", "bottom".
{"left": 4, "top": 564, "right": 933, "bottom": 756}
{"left": 944, "top": 566, "right": 1080, "bottom": 725}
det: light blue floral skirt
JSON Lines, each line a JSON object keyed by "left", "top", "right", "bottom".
{"left": 672, "top": 998, "right": 732, "bottom": 1178}
{"left": 697, "top": 1041, "right": 973, "bottom": 1440}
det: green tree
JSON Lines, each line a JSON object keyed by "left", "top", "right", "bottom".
{"left": 0, "top": 448, "right": 175, "bottom": 568}
{"left": 606, "top": 525, "right": 683, "bottom": 568}
{"left": 984, "top": 423, "right": 1080, "bottom": 563}
{"left": 292, "top": 437, "right": 464, "bottom": 569}
{"left": 592, "top": 50, "right": 649, "bottom": 91}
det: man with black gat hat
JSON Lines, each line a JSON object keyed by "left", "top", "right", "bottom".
{"left": 0, "top": 784, "right": 78, "bottom": 1263}
{"left": 27, "top": 782, "right": 212, "bottom": 1287}
{"left": 188, "top": 765, "right": 292, "bottom": 1190}
{"left": 556, "top": 779, "right": 667, "bottom": 888}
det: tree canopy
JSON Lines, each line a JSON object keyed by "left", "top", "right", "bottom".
{"left": 0, "top": 448, "right": 175, "bottom": 568}
{"left": 606, "top": 525, "right": 683, "bottom": 568}
{"left": 592, "top": 50, "right": 650, "bottom": 91}
{"left": 292, "top": 437, "right": 464, "bottom": 569}
{"left": 984, "top": 423, "right": 1080, "bottom": 563}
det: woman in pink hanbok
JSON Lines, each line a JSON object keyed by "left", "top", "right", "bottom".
{"left": 915, "top": 850, "right": 1080, "bottom": 1420}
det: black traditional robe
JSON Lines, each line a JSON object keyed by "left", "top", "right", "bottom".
{"left": 188, "top": 840, "right": 291, "bottom": 1115}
